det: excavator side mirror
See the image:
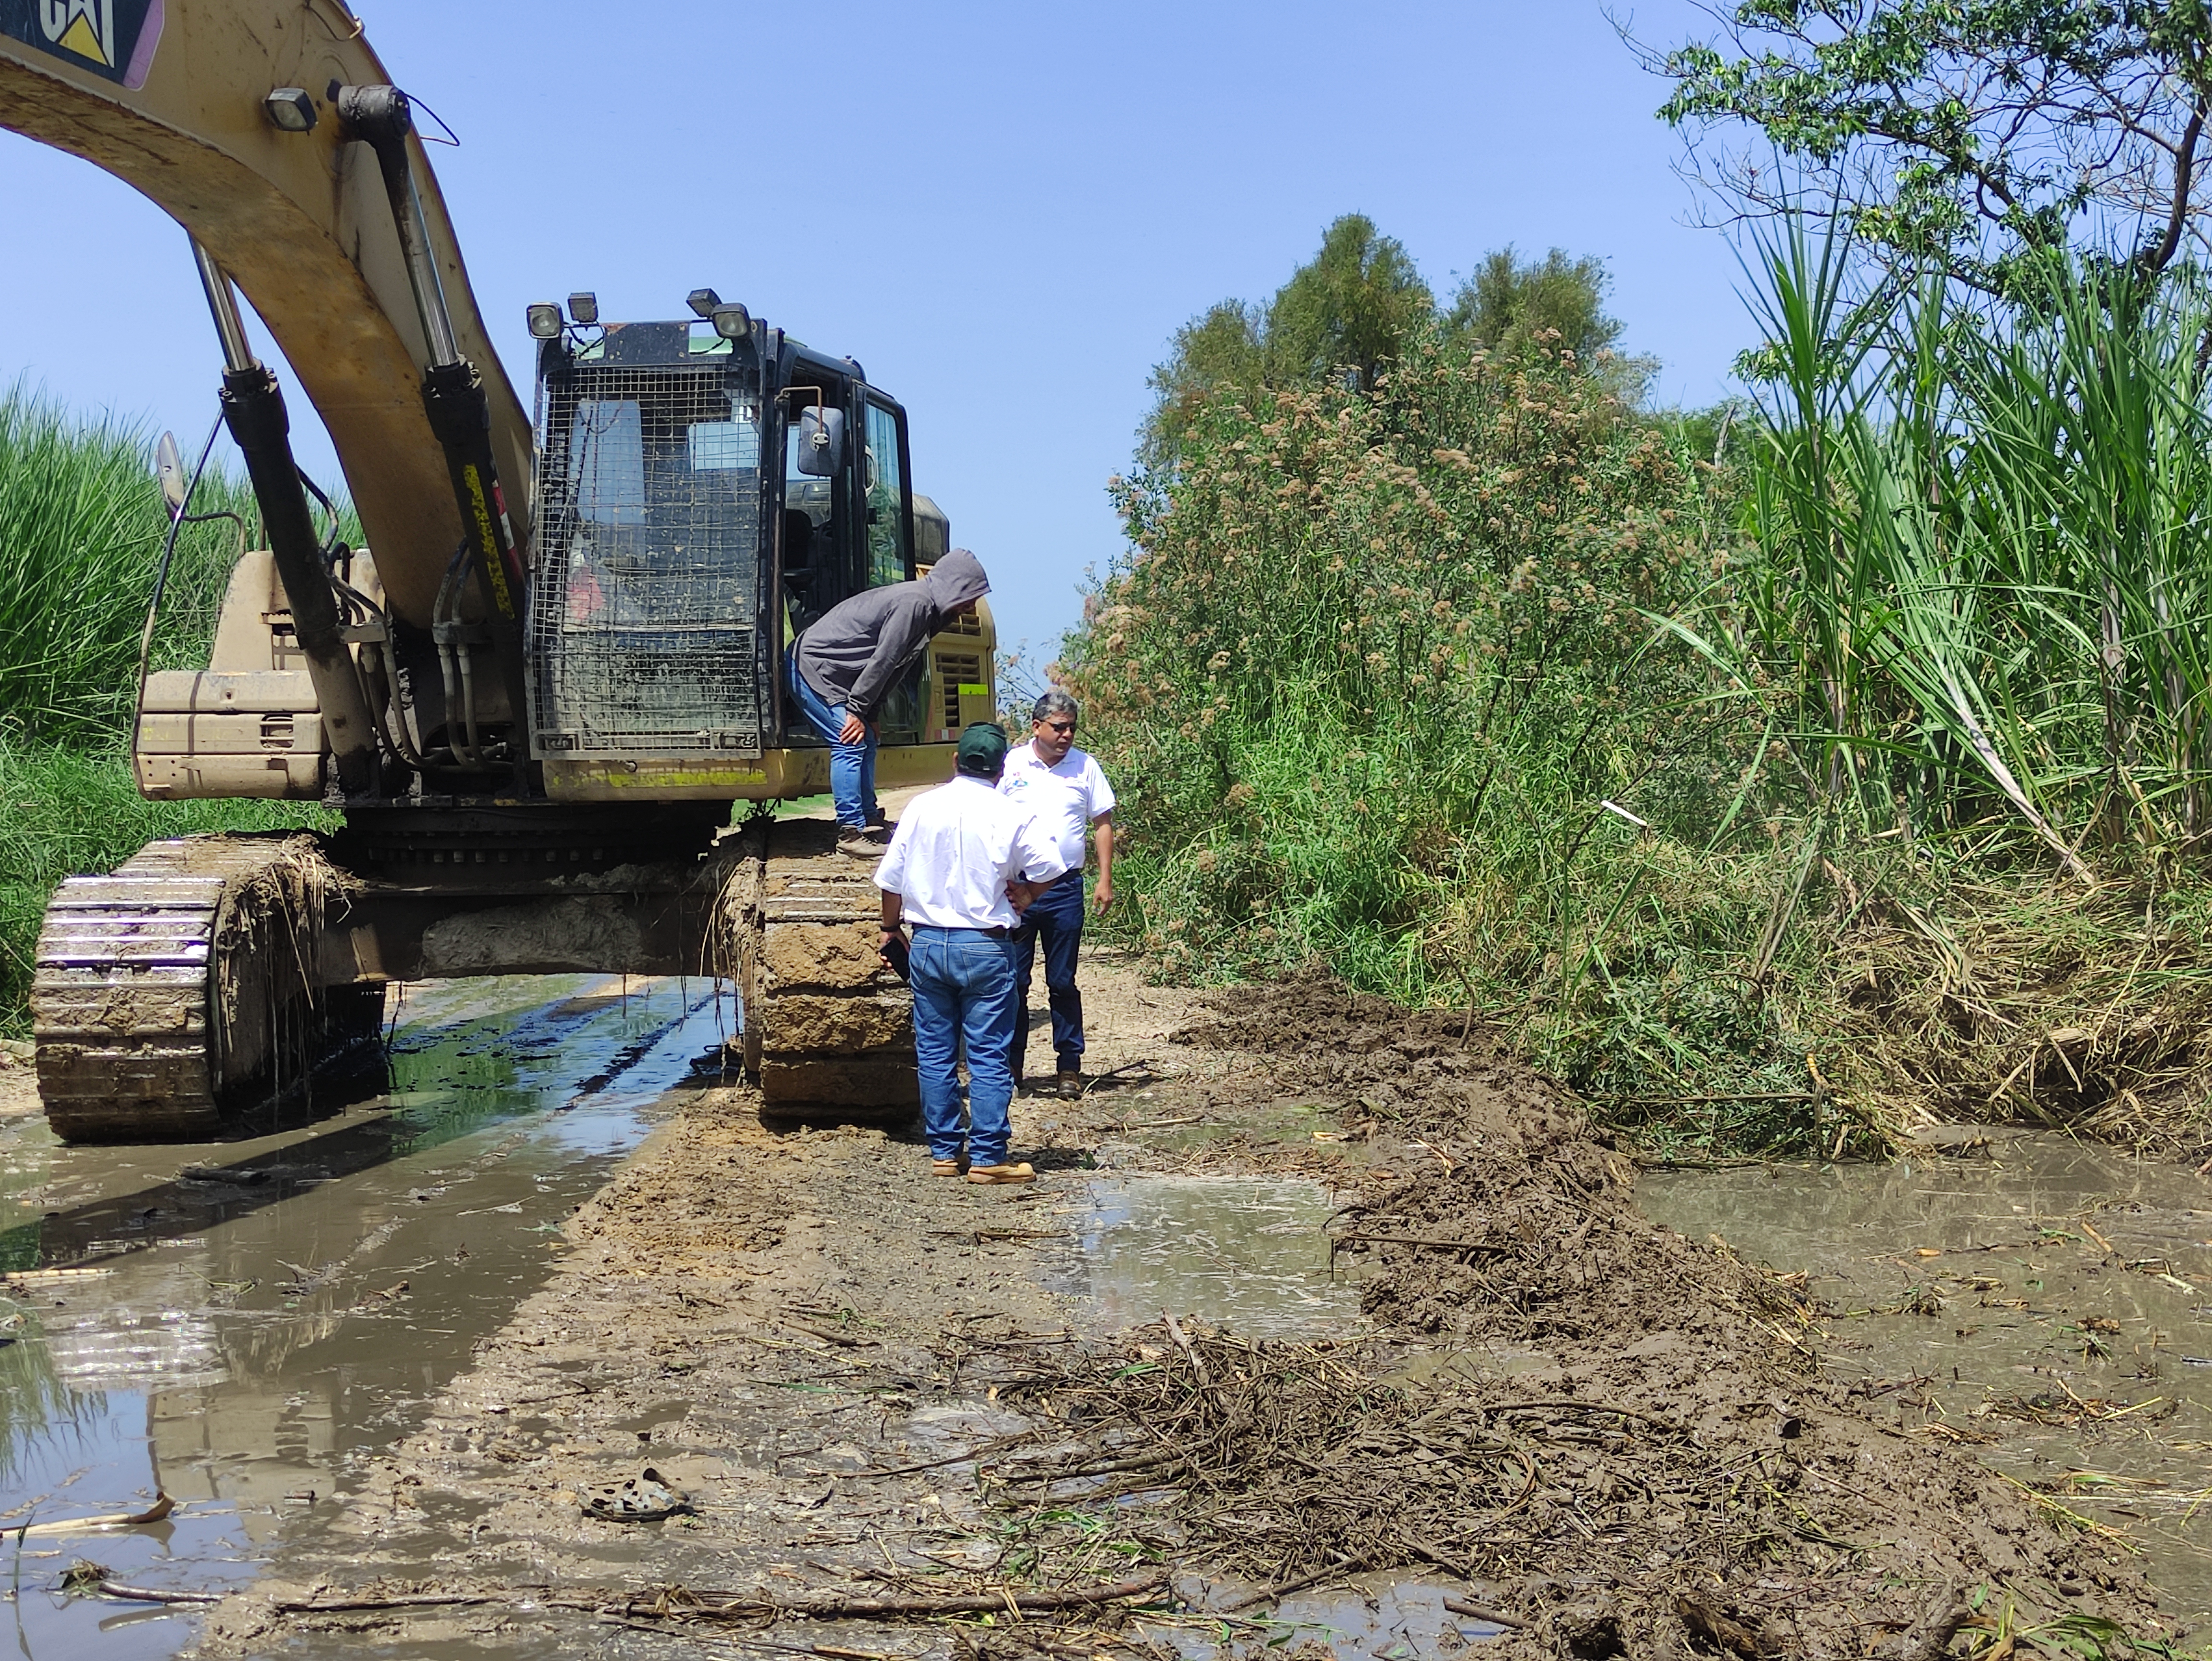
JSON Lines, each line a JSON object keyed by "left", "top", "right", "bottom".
{"left": 155, "top": 431, "right": 188, "bottom": 517}
{"left": 794, "top": 406, "right": 843, "bottom": 477}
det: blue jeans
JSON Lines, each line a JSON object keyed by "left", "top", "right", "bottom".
{"left": 909, "top": 927, "right": 1021, "bottom": 1166}
{"left": 1010, "top": 870, "right": 1085, "bottom": 1077}
{"left": 785, "top": 654, "right": 878, "bottom": 830}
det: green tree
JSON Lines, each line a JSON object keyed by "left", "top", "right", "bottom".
{"left": 1445, "top": 245, "right": 1623, "bottom": 361}
{"left": 1140, "top": 215, "right": 1433, "bottom": 467}
{"left": 1443, "top": 244, "right": 1651, "bottom": 401}
{"left": 1142, "top": 300, "right": 1263, "bottom": 471}
{"left": 1643, "top": 1, "right": 2212, "bottom": 292}
{"left": 1261, "top": 214, "right": 1435, "bottom": 391}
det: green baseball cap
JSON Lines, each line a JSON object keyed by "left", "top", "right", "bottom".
{"left": 956, "top": 721, "right": 1009, "bottom": 776}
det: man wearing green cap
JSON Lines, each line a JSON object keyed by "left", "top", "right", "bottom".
{"left": 874, "top": 723, "right": 1068, "bottom": 1183}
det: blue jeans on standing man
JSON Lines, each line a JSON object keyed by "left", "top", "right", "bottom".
{"left": 908, "top": 926, "right": 1021, "bottom": 1167}
{"left": 785, "top": 654, "right": 878, "bottom": 830}
{"left": 1009, "top": 870, "right": 1085, "bottom": 1079}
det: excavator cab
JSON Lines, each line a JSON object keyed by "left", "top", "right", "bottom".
{"left": 527, "top": 317, "right": 782, "bottom": 763}
{"left": 525, "top": 304, "right": 983, "bottom": 798}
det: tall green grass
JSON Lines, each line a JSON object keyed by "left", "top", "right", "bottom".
{"left": 0, "top": 390, "right": 333, "bottom": 1034}
{"left": 1068, "top": 242, "right": 2212, "bottom": 1157}
{"left": 1712, "top": 226, "right": 2212, "bottom": 858}
{"left": 0, "top": 385, "right": 256, "bottom": 743}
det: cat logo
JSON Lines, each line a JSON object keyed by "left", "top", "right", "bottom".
{"left": 1, "top": 0, "right": 166, "bottom": 89}
{"left": 43, "top": 1, "right": 116, "bottom": 66}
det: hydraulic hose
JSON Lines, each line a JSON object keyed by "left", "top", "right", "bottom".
{"left": 338, "top": 84, "right": 537, "bottom": 790}
{"left": 192, "top": 238, "right": 380, "bottom": 798}
{"left": 219, "top": 365, "right": 380, "bottom": 798}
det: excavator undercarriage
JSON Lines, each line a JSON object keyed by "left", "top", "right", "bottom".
{"left": 33, "top": 805, "right": 929, "bottom": 1140}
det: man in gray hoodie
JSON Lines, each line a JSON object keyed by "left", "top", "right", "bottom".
{"left": 787, "top": 548, "right": 992, "bottom": 857}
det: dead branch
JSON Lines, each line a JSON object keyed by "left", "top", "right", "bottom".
{"left": 633, "top": 1572, "right": 1172, "bottom": 1621}
{"left": 95, "top": 1580, "right": 223, "bottom": 1606}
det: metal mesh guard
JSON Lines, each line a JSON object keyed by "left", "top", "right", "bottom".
{"left": 528, "top": 358, "right": 767, "bottom": 759}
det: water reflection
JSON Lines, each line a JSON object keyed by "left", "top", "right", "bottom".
{"left": 1039, "top": 1174, "right": 1365, "bottom": 1339}
{"left": 0, "top": 980, "right": 721, "bottom": 1278}
{"left": 0, "top": 973, "right": 730, "bottom": 1660}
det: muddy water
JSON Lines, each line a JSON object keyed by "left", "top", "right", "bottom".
{"left": 1640, "top": 1137, "right": 2212, "bottom": 1627}
{"left": 0, "top": 973, "right": 730, "bottom": 1661}
{"left": 1040, "top": 1172, "right": 1366, "bottom": 1338}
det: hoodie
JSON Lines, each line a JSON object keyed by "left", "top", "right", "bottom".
{"left": 792, "top": 547, "right": 991, "bottom": 722}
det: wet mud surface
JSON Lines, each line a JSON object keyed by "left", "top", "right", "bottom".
{"left": 158, "top": 971, "right": 2188, "bottom": 1660}
{"left": 0, "top": 973, "right": 729, "bottom": 1660}
{"left": 1642, "top": 1138, "right": 2212, "bottom": 1625}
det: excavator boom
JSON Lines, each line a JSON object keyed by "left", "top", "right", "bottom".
{"left": 0, "top": 0, "right": 531, "bottom": 627}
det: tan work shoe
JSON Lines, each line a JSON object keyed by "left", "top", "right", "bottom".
{"left": 965, "top": 1162, "right": 1036, "bottom": 1185}
{"left": 931, "top": 1158, "right": 965, "bottom": 1177}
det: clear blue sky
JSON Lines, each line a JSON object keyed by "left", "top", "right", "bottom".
{"left": 0, "top": 0, "right": 1745, "bottom": 665}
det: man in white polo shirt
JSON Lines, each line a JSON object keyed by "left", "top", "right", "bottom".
{"left": 875, "top": 723, "right": 1067, "bottom": 1184}
{"left": 997, "top": 690, "right": 1117, "bottom": 1098}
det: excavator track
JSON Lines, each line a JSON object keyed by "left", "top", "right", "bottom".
{"left": 32, "top": 835, "right": 381, "bottom": 1143}
{"left": 724, "top": 818, "right": 918, "bottom": 1116}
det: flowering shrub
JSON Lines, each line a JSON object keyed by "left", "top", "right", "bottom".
{"left": 1061, "top": 332, "right": 1823, "bottom": 1123}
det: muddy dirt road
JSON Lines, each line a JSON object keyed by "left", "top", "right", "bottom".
{"left": 7, "top": 940, "right": 2211, "bottom": 1657}
{"left": 155, "top": 971, "right": 2186, "bottom": 1660}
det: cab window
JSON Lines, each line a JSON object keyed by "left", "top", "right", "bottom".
{"left": 863, "top": 401, "right": 909, "bottom": 588}
{"left": 781, "top": 388, "right": 846, "bottom": 634}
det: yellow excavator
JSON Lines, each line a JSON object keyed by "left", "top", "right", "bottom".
{"left": 2, "top": 2, "right": 994, "bottom": 1140}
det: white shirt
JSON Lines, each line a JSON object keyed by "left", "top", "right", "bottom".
{"left": 998, "top": 742, "right": 1117, "bottom": 873}
{"left": 874, "top": 775, "right": 1069, "bottom": 930}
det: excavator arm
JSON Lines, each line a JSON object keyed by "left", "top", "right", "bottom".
{"left": 0, "top": 0, "right": 532, "bottom": 630}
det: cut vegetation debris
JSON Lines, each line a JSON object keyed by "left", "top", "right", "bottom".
{"left": 1092, "top": 985, "right": 2168, "bottom": 1653}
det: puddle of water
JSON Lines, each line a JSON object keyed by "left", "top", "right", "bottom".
{"left": 1639, "top": 1135, "right": 2212, "bottom": 1626}
{"left": 1128, "top": 1573, "right": 1502, "bottom": 1657}
{"left": 0, "top": 973, "right": 731, "bottom": 1660}
{"left": 1039, "top": 1174, "right": 1365, "bottom": 1338}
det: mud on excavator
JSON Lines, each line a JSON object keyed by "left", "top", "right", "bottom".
{"left": 2, "top": 4, "right": 993, "bottom": 1141}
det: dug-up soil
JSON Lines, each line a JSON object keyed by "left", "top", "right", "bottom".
{"left": 202, "top": 952, "right": 2168, "bottom": 1660}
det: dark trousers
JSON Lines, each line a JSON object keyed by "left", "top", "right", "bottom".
{"left": 1010, "top": 870, "right": 1085, "bottom": 1077}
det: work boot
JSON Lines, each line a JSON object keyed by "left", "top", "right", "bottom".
{"left": 838, "top": 826, "right": 889, "bottom": 860}
{"left": 1055, "top": 1070, "right": 1083, "bottom": 1099}
{"left": 966, "top": 1162, "right": 1036, "bottom": 1185}
{"left": 931, "top": 1156, "right": 966, "bottom": 1177}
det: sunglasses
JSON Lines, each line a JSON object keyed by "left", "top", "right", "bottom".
{"left": 1040, "top": 720, "right": 1076, "bottom": 735}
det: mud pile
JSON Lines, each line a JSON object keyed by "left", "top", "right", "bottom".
{"left": 1092, "top": 980, "right": 2173, "bottom": 1656}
